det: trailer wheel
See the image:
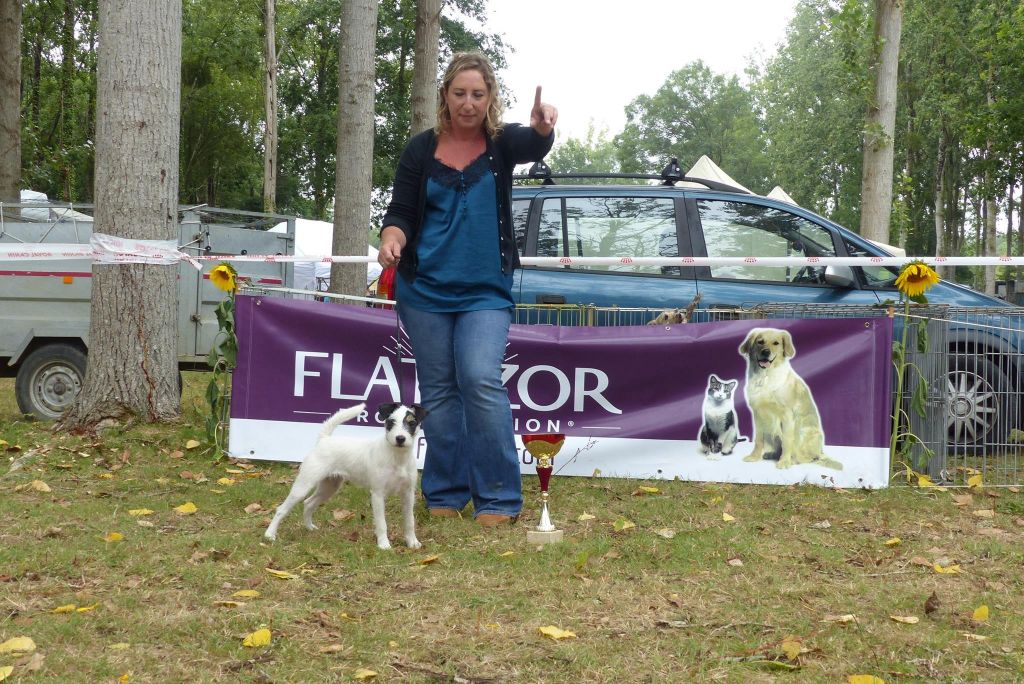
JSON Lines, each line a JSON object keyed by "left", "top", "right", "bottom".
{"left": 15, "top": 344, "right": 87, "bottom": 420}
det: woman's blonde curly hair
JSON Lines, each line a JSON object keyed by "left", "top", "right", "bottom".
{"left": 435, "top": 52, "right": 504, "bottom": 138}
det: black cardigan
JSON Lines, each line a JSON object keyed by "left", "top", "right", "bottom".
{"left": 381, "top": 123, "right": 554, "bottom": 284}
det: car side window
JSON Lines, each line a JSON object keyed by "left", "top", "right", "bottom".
{"left": 844, "top": 237, "right": 899, "bottom": 288}
{"left": 512, "top": 199, "right": 530, "bottom": 255}
{"left": 698, "top": 200, "right": 837, "bottom": 282}
{"left": 538, "top": 196, "right": 678, "bottom": 274}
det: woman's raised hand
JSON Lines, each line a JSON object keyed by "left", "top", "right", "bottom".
{"left": 530, "top": 86, "right": 558, "bottom": 137}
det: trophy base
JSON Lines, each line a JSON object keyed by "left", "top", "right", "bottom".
{"left": 526, "top": 528, "right": 564, "bottom": 545}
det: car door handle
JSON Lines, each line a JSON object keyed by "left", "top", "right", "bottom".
{"left": 536, "top": 294, "right": 566, "bottom": 304}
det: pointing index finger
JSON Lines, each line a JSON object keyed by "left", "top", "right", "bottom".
{"left": 534, "top": 86, "right": 542, "bottom": 109}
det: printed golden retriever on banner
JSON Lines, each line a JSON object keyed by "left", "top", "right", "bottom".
{"left": 739, "top": 327, "right": 843, "bottom": 470}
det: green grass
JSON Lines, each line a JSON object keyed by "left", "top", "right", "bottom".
{"left": 2, "top": 373, "right": 1024, "bottom": 682}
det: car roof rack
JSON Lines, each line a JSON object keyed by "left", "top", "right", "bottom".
{"left": 512, "top": 157, "right": 751, "bottom": 194}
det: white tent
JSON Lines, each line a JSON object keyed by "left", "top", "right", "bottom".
{"left": 767, "top": 185, "right": 798, "bottom": 205}
{"left": 270, "top": 218, "right": 380, "bottom": 290}
{"left": 18, "top": 189, "right": 94, "bottom": 223}
{"left": 685, "top": 155, "right": 753, "bottom": 193}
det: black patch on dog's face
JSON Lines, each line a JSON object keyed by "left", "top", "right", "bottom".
{"left": 377, "top": 402, "right": 400, "bottom": 420}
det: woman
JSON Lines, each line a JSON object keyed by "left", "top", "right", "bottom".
{"left": 378, "top": 52, "right": 557, "bottom": 526}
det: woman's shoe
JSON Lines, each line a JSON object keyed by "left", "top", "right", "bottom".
{"left": 475, "top": 513, "right": 518, "bottom": 527}
{"left": 429, "top": 508, "right": 461, "bottom": 518}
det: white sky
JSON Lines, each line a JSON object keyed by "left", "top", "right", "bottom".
{"left": 486, "top": 0, "right": 799, "bottom": 142}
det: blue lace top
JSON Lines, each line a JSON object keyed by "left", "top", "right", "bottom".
{"left": 395, "top": 154, "right": 514, "bottom": 311}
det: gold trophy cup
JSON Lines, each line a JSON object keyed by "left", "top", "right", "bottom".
{"left": 522, "top": 433, "right": 565, "bottom": 544}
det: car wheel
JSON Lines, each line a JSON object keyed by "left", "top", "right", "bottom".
{"left": 945, "top": 355, "right": 1006, "bottom": 451}
{"left": 15, "top": 343, "right": 87, "bottom": 420}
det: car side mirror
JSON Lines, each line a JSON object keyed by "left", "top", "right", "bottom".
{"left": 824, "top": 265, "right": 855, "bottom": 288}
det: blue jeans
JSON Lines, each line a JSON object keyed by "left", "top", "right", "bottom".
{"left": 397, "top": 303, "right": 522, "bottom": 518}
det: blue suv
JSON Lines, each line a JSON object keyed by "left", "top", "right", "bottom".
{"left": 509, "top": 162, "right": 1019, "bottom": 450}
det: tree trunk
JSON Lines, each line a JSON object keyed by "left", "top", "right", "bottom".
{"left": 410, "top": 0, "right": 441, "bottom": 137}
{"left": 262, "top": 0, "right": 278, "bottom": 214}
{"left": 330, "top": 0, "right": 378, "bottom": 298}
{"left": 982, "top": 76, "right": 1000, "bottom": 295}
{"left": 59, "top": 0, "right": 183, "bottom": 429}
{"left": 859, "top": 0, "right": 903, "bottom": 244}
{"left": 933, "top": 130, "right": 950, "bottom": 279}
{"left": 0, "top": 0, "right": 22, "bottom": 204}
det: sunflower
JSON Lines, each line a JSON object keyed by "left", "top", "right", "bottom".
{"left": 894, "top": 260, "right": 939, "bottom": 300}
{"left": 210, "top": 263, "right": 238, "bottom": 293}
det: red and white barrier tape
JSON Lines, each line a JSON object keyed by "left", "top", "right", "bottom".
{"left": 0, "top": 233, "right": 1022, "bottom": 268}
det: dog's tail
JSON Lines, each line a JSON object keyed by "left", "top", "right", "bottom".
{"left": 319, "top": 403, "right": 366, "bottom": 439}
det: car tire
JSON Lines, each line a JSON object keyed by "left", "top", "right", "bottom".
{"left": 945, "top": 354, "right": 1007, "bottom": 453}
{"left": 15, "top": 343, "right": 87, "bottom": 420}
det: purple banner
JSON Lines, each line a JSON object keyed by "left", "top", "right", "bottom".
{"left": 230, "top": 295, "right": 893, "bottom": 487}
{"left": 233, "top": 295, "right": 892, "bottom": 447}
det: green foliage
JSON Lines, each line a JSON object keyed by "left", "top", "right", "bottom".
{"left": 205, "top": 292, "right": 237, "bottom": 457}
{"left": 615, "top": 61, "right": 770, "bottom": 191}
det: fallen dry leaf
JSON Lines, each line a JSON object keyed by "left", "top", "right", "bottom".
{"left": 972, "top": 509, "right": 995, "bottom": 518}
{"left": 654, "top": 528, "right": 676, "bottom": 539}
{"left": 319, "top": 644, "right": 344, "bottom": 654}
{"left": 0, "top": 666, "right": 12, "bottom": 682}
{"left": 538, "top": 625, "right": 577, "bottom": 640}
{"left": 498, "top": 551, "right": 515, "bottom": 557}
{"left": 416, "top": 555, "right": 440, "bottom": 565}
{"left": 0, "top": 637, "right": 35, "bottom": 654}
{"left": 632, "top": 486, "right": 660, "bottom": 495}
{"left": 962, "top": 632, "right": 989, "bottom": 641}
{"left": 52, "top": 604, "right": 77, "bottom": 614}
{"left": 847, "top": 676, "right": 885, "bottom": 684}
{"left": 727, "top": 557, "right": 744, "bottom": 567}
{"left": 185, "top": 439, "right": 201, "bottom": 450}
{"left": 233, "top": 590, "right": 260, "bottom": 599}
{"left": 103, "top": 532, "right": 123, "bottom": 543}
{"left": 884, "top": 537, "right": 901, "bottom": 546}
{"left": 967, "top": 474, "right": 983, "bottom": 488}
{"left": 242, "top": 628, "right": 271, "bottom": 648}
{"left": 934, "top": 563, "right": 962, "bottom": 574}
{"left": 173, "top": 502, "right": 198, "bottom": 515}
{"left": 30, "top": 480, "right": 51, "bottom": 493}
{"left": 722, "top": 512, "right": 736, "bottom": 522}
{"left": 265, "top": 568, "right": 299, "bottom": 580}
{"left": 352, "top": 669, "right": 378, "bottom": 681}
{"left": 612, "top": 519, "right": 635, "bottom": 532}
{"left": 822, "top": 614, "right": 858, "bottom": 623}
{"left": 577, "top": 512, "right": 596, "bottom": 522}
{"left": 217, "top": 477, "right": 235, "bottom": 486}
{"left": 780, "top": 638, "right": 802, "bottom": 661}
{"left": 244, "top": 503, "right": 262, "bottom": 514}
{"left": 890, "top": 615, "right": 919, "bottom": 624}
{"left": 127, "top": 509, "right": 153, "bottom": 517}
{"left": 908, "top": 556, "right": 933, "bottom": 567}
{"left": 951, "top": 494, "right": 973, "bottom": 507}
{"left": 76, "top": 604, "right": 98, "bottom": 612}
{"left": 332, "top": 509, "right": 356, "bottom": 521}
{"left": 213, "top": 601, "right": 243, "bottom": 608}
{"left": 972, "top": 605, "right": 989, "bottom": 622}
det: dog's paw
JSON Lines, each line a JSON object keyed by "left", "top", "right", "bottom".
{"left": 377, "top": 539, "right": 393, "bottom": 550}
{"left": 304, "top": 522, "right": 319, "bottom": 531}
{"left": 743, "top": 452, "right": 762, "bottom": 462}
{"left": 264, "top": 531, "right": 277, "bottom": 541}
{"left": 406, "top": 537, "right": 422, "bottom": 549}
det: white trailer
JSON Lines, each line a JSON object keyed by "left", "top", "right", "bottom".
{"left": 0, "top": 203, "right": 297, "bottom": 418}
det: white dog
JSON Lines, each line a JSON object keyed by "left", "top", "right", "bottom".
{"left": 739, "top": 328, "right": 842, "bottom": 470}
{"left": 264, "top": 402, "right": 428, "bottom": 549}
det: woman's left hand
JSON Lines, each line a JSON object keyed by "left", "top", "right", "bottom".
{"left": 530, "top": 86, "right": 558, "bottom": 137}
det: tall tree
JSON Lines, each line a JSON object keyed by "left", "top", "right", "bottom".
{"left": 0, "top": 0, "right": 21, "bottom": 204}
{"left": 859, "top": 0, "right": 904, "bottom": 244}
{"left": 60, "top": 0, "right": 182, "bottom": 428}
{"left": 409, "top": 0, "right": 440, "bottom": 137}
{"left": 330, "top": 0, "right": 378, "bottom": 297}
{"left": 263, "top": 0, "right": 278, "bottom": 213}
